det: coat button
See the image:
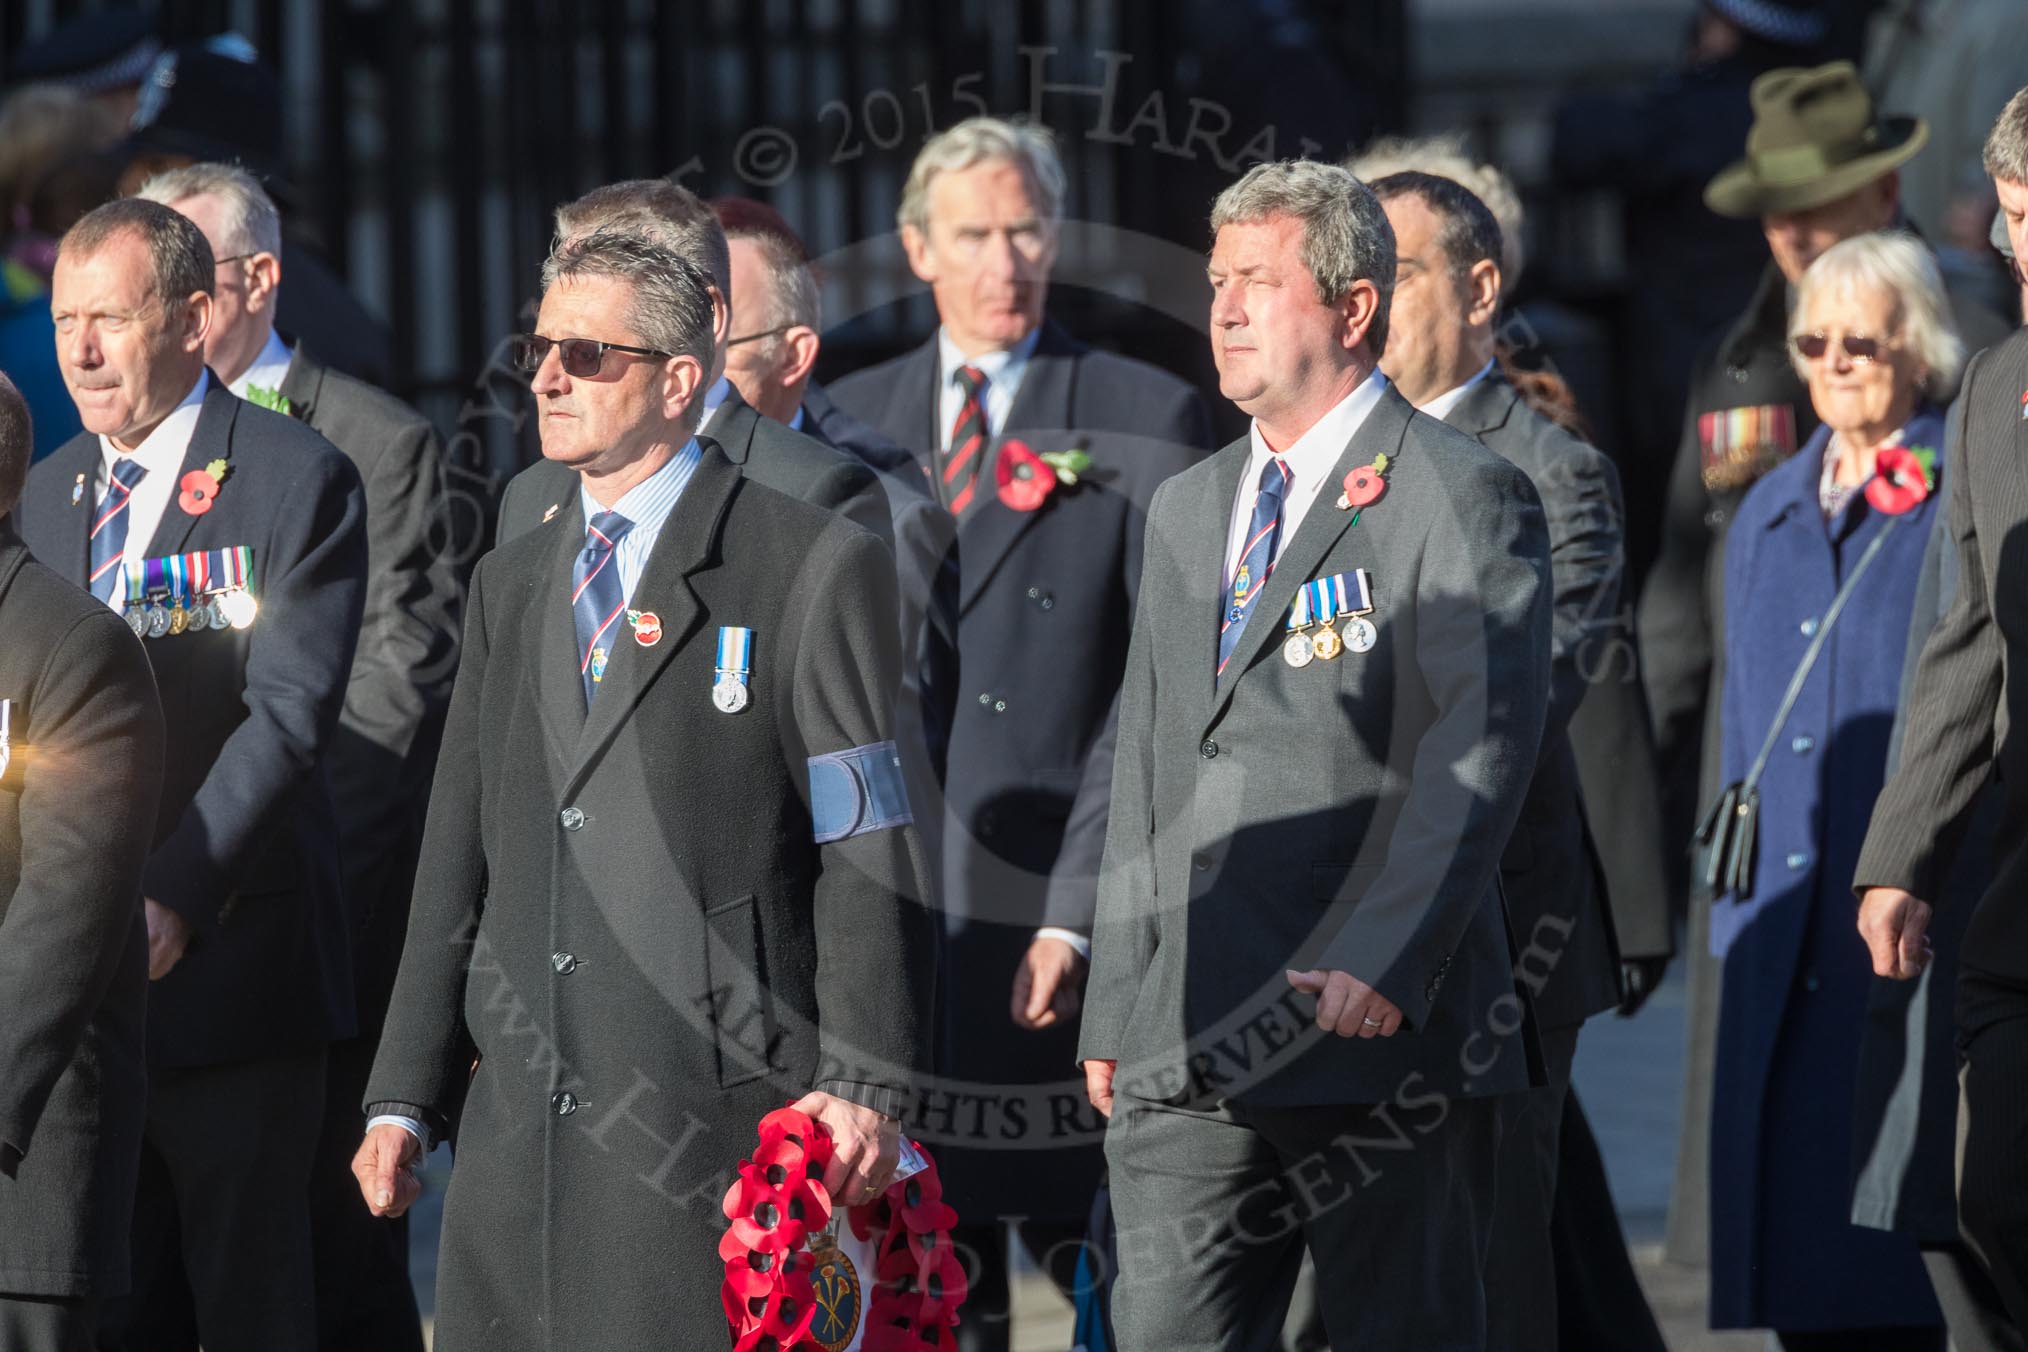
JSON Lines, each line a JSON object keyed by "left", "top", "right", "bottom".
{"left": 1192, "top": 853, "right": 1213, "bottom": 872}
{"left": 1791, "top": 735, "right": 1814, "bottom": 753}
{"left": 1786, "top": 851, "right": 1809, "bottom": 870}
{"left": 977, "top": 692, "right": 992, "bottom": 706}
{"left": 1040, "top": 596, "right": 1054, "bottom": 610}
{"left": 1027, "top": 586, "right": 1041, "bottom": 598}
{"left": 552, "top": 1090, "right": 578, "bottom": 1116}
{"left": 560, "top": 806, "right": 585, "bottom": 831}
{"left": 993, "top": 700, "right": 1007, "bottom": 713}
{"left": 1803, "top": 973, "right": 1821, "bottom": 993}
{"left": 1200, "top": 739, "right": 1219, "bottom": 759}
{"left": 1799, "top": 618, "right": 1819, "bottom": 637}
{"left": 552, "top": 951, "right": 577, "bottom": 975}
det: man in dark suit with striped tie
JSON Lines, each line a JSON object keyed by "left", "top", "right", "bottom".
{"left": 828, "top": 114, "right": 1211, "bottom": 1349}
{"left": 1855, "top": 87, "right": 2028, "bottom": 1337}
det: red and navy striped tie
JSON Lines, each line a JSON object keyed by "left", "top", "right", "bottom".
{"left": 571, "top": 509, "right": 634, "bottom": 705}
{"left": 88, "top": 458, "right": 149, "bottom": 604}
{"left": 942, "top": 364, "right": 988, "bottom": 515}
{"left": 1217, "top": 456, "right": 1291, "bottom": 675}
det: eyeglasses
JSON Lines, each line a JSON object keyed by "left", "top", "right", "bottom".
{"left": 726, "top": 324, "right": 795, "bottom": 348}
{"left": 511, "top": 333, "right": 672, "bottom": 377}
{"left": 213, "top": 253, "right": 254, "bottom": 267}
{"left": 1790, "top": 332, "right": 1896, "bottom": 364}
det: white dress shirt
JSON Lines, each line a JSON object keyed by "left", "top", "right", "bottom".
{"left": 227, "top": 328, "right": 296, "bottom": 402}
{"left": 95, "top": 371, "right": 210, "bottom": 613}
{"left": 1416, "top": 359, "right": 1495, "bottom": 424}
{"left": 935, "top": 325, "right": 1040, "bottom": 447}
{"left": 1223, "top": 370, "right": 1388, "bottom": 585}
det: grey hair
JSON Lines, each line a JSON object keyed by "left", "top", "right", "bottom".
{"left": 1347, "top": 132, "right": 1525, "bottom": 285}
{"left": 0, "top": 370, "right": 30, "bottom": 517}
{"left": 1984, "top": 87, "right": 2028, "bottom": 187}
{"left": 553, "top": 179, "right": 731, "bottom": 297}
{"left": 541, "top": 226, "right": 715, "bottom": 375}
{"left": 134, "top": 161, "right": 283, "bottom": 261}
{"left": 1789, "top": 231, "right": 1964, "bottom": 395}
{"left": 60, "top": 196, "right": 214, "bottom": 309}
{"left": 1211, "top": 159, "right": 1396, "bottom": 356}
{"left": 898, "top": 116, "right": 1065, "bottom": 236}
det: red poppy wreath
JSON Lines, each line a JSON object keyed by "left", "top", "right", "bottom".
{"left": 719, "top": 1105, "right": 965, "bottom": 1351}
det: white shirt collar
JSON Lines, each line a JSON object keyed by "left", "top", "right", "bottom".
{"left": 1416, "top": 359, "right": 1496, "bottom": 423}
{"left": 99, "top": 370, "right": 209, "bottom": 477}
{"left": 935, "top": 325, "right": 1042, "bottom": 446}
{"left": 1229, "top": 370, "right": 1388, "bottom": 578}
{"left": 227, "top": 329, "right": 295, "bottom": 403}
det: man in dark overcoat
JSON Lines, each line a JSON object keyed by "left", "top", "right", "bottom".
{"left": 355, "top": 229, "right": 936, "bottom": 1348}
{"left": 16, "top": 197, "right": 367, "bottom": 1350}
{"left": 0, "top": 371, "right": 165, "bottom": 1352}
{"left": 826, "top": 117, "right": 1211, "bottom": 1345}
{"left": 137, "top": 159, "right": 460, "bottom": 1352}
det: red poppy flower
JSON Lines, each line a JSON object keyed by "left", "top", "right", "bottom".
{"left": 1865, "top": 446, "right": 1932, "bottom": 516}
{"left": 178, "top": 469, "right": 220, "bottom": 516}
{"left": 1341, "top": 463, "right": 1386, "bottom": 509}
{"left": 995, "top": 439, "right": 1057, "bottom": 512}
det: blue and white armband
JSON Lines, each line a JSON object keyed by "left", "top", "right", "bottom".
{"left": 808, "top": 740, "right": 913, "bottom": 843}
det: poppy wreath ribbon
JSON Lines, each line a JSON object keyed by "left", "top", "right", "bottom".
{"left": 720, "top": 1106, "right": 966, "bottom": 1351}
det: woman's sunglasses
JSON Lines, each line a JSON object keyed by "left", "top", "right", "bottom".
{"left": 1790, "top": 332, "right": 1893, "bottom": 364}
{"left": 511, "top": 333, "right": 672, "bottom": 377}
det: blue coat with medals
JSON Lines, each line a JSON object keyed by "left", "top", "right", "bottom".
{"left": 18, "top": 375, "right": 367, "bottom": 1068}
{"left": 1706, "top": 408, "right": 1944, "bottom": 1332}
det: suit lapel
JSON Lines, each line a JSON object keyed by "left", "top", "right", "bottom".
{"left": 530, "top": 494, "right": 591, "bottom": 770}
{"left": 707, "top": 390, "right": 758, "bottom": 465}
{"left": 956, "top": 326, "right": 1082, "bottom": 614}
{"left": 276, "top": 346, "right": 327, "bottom": 423}
{"left": 566, "top": 451, "right": 740, "bottom": 794}
{"left": 142, "top": 378, "right": 239, "bottom": 562}
{"left": 1187, "top": 442, "right": 1251, "bottom": 699}
{"left": 1211, "top": 386, "right": 1414, "bottom": 712}
{"left": 42, "top": 434, "right": 102, "bottom": 586}
{"left": 1441, "top": 374, "right": 1518, "bottom": 441}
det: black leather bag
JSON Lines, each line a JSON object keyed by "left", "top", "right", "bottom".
{"left": 1693, "top": 516, "right": 1902, "bottom": 903}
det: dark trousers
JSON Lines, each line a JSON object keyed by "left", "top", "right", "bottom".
{"left": 952, "top": 1219, "right": 1087, "bottom": 1352}
{"left": 104, "top": 1049, "right": 326, "bottom": 1352}
{"left": 1922, "top": 1243, "right": 2025, "bottom": 1352}
{"left": 308, "top": 1028, "right": 422, "bottom": 1352}
{"left": 1548, "top": 1088, "right": 1666, "bottom": 1352}
{"left": 0, "top": 1294, "right": 96, "bottom": 1351}
{"left": 1482, "top": 1024, "right": 1580, "bottom": 1352}
{"left": 1958, "top": 968, "right": 2028, "bottom": 1336}
{"left": 1776, "top": 1330, "right": 1943, "bottom": 1350}
{"left": 1105, "top": 1092, "right": 1498, "bottom": 1352}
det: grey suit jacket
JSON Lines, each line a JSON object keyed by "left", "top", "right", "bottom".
{"left": 278, "top": 349, "right": 462, "bottom": 897}
{"left": 1444, "top": 375, "right": 1633, "bottom": 1025}
{"left": 1080, "top": 384, "right": 1554, "bottom": 1108}
{"left": 1855, "top": 328, "right": 2028, "bottom": 981}
{"left": 495, "top": 386, "right": 892, "bottom": 554}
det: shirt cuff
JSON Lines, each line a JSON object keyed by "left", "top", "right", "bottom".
{"left": 365, "top": 1111, "right": 431, "bottom": 1162}
{"left": 1035, "top": 926, "right": 1092, "bottom": 961}
{"left": 815, "top": 1079, "right": 914, "bottom": 1121}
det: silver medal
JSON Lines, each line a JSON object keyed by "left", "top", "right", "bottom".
{"left": 126, "top": 607, "right": 148, "bottom": 638}
{"left": 712, "top": 674, "right": 750, "bottom": 714}
{"left": 145, "top": 604, "right": 171, "bottom": 639}
{"left": 1281, "top": 632, "right": 1314, "bottom": 668}
{"left": 1345, "top": 617, "right": 1377, "bottom": 654}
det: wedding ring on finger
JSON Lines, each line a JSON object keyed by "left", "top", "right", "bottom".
{"left": 1362, "top": 1016, "right": 1383, "bottom": 1028}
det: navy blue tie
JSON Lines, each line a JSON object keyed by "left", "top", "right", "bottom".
{"left": 571, "top": 510, "right": 634, "bottom": 704}
{"left": 89, "top": 458, "right": 149, "bottom": 604}
{"left": 1217, "top": 456, "right": 1291, "bottom": 675}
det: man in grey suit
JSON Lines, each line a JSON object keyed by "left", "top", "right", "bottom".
{"left": 1856, "top": 89, "right": 2028, "bottom": 1337}
{"left": 353, "top": 229, "right": 935, "bottom": 1345}
{"left": 1079, "top": 160, "right": 1553, "bottom": 1349}
{"left": 1370, "top": 169, "right": 1648, "bottom": 1351}
{"left": 493, "top": 180, "right": 891, "bottom": 554}
{"left": 136, "top": 162, "right": 456, "bottom": 1352}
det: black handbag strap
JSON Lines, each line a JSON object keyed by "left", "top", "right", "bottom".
{"left": 1740, "top": 514, "right": 1903, "bottom": 793}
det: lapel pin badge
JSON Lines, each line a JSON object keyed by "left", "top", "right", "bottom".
{"left": 71, "top": 473, "right": 85, "bottom": 506}
{"left": 542, "top": 502, "right": 561, "bottom": 523}
{"left": 628, "top": 609, "right": 662, "bottom": 647}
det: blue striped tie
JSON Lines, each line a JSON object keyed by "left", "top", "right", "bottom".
{"left": 571, "top": 509, "right": 634, "bottom": 705}
{"left": 1217, "top": 456, "right": 1291, "bottom": 675}
{"left": 89, "top": 458, "right": 149, "bottom": 604}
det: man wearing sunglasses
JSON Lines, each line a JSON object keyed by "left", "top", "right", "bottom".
{"left": 493, "top": 180, "right": 891, "bottom": 557}
{"left": 355, "top": 227, "right": 935, "bottom": 1347}
{"left": 1637, "top": 61, "right": 2013, "bottom": 1265}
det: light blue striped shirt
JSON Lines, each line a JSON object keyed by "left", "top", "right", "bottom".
{"left": 577, "top": 439, "right": 702, "bottom": 604}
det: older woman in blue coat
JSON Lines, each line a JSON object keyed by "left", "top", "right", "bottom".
{"left": 1708, "top": 231, "right": 1964, "bottom": 1351}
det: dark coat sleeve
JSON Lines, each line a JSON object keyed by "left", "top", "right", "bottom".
{"left": 364, "top": 556, "right": 494, "bottom": 1133}
{"left": 789, "top": 525, "right": 937, "bottom": 1116}
{"left": 328, "top": 410, "right": 462, "bottom": 856}
{"left": 1535, "top": 434, "right": 1626, "bottom": 747}
{"left": 1854, "top": 353, "right": 2004, "bottom": 902}
{"left": 143, "top": 451, "right": 368, "bottom": 925}
{"left": 807, "top": 458, "right": 895, "bottom": 556}
{"left": 0, "top": 612, "right": 163, "bottom": 1166}
{"left": 1319, "top": 456, "right": 1554, "bottom": 1027}
{"left": 1638, "top": 374, "right": 1719, "bottom": 778}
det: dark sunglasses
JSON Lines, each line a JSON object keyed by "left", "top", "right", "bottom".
{"left": 1790, "top": 332, "right": 1893, "bottom": 364}
{"left": 511, "top": 333, "right": 672, "bottom": 377}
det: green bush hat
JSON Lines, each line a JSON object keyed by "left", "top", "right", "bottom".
{"left": 1705, "top": 61, "right": 1929, "bottom": 218}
